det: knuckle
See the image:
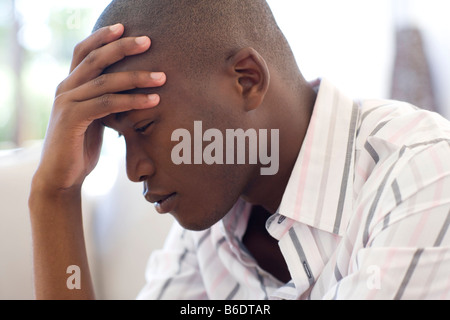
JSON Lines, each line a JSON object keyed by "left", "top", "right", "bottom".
{"left": 55, "top": 80, "right": 66, "bottom": 96}
{"left": 53, "top": 93, "right": 65, "bottom": 108}
{"left": 99, "top": 94, "right": 113, "bottom": 108}
{"left": 92, "top": 74, "right": 107, "bottom": 88}
{"left": 73, "top": 41, "right": 83, "bottom": 55}
{"left": 84, "top": 50, "right": 97, "bottom": 65}
{"left": 73, "top": 41, "right": 89, "bottom": 60}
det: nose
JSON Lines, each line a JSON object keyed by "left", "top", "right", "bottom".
{"left": 125, "top": 142, "right": 155, "bottom": 183}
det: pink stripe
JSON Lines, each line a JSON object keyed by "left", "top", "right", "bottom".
{"left": 211, "top": 269, "right": 228, "bottom": 292}
{"left": 203, "top": 250, "right": 219, "bottom": 270}
{"left": 440, "top": 276, "right": 450, "bottom": 299}
{"left": 389, "top": 114, "right": 424, "bottom": 144}
{"left": 227, "top": 202, "right": 239, "bottom": 230}
{"left": 293, "top": 113, "right": 317, "bottom": 221}
{"left": 408, "top": 149, "right": 444, "bottom": 247}
{"left": 281, "top": 219, "right": 296, "bottom": 238}
{"left": 407, "top": 213, "right": 431, "bottom": 247}
{"left": 368, "top": 149, "right": 444, "bottom": 299}
{"left": 355, "top": 163, "right": 369, "bottom": 183}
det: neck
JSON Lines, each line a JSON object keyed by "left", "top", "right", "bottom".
{"left": 242, "top": 78, "right": 317, "bottom": 214}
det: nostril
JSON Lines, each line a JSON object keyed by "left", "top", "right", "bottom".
{"left": 126, "top": 154, "right": 155, "bottom": 183}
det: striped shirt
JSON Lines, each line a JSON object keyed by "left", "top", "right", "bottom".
{"left": 137, "top": 78, "right": 450, "bottom": 300}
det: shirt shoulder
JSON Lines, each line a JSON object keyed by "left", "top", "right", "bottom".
{"left": 357, "top": 99, "right": 450, "bottom": 150}
{"left": 352, "top": 99, "right": 450, "bottom": 247}
{"left": 354, "top": 99, "right": 450, "bottom": 193}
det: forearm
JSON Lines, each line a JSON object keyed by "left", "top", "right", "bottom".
{"left": 28, "top": 180, "right": 95, "bottom": 300}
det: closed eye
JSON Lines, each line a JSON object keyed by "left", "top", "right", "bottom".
{"left": 135, "top": 122, "right": 153, "bottom": 134}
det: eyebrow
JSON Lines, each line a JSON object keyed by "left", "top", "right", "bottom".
{"left": 114, "top": 111, "right": 130, "bottom": 122}
{"left": 100, "top": 111, "right": 130, "bottom": 130}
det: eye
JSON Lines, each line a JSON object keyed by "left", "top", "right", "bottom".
{"left": 135, "top": 122, "right": 154, "bottom": 134}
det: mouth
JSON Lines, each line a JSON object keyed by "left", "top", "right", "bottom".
{"left": 145, "top": 192, "right": 178, "bottom": 214}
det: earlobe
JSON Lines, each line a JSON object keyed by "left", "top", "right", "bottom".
{"left": 229, "top": 47, "right": 270, "bottom": 111}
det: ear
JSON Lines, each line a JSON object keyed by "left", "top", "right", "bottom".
{"left": 228, "top": 47, "right": 270, "bottom": 111}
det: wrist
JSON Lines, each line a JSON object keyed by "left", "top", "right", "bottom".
{"left": 30, "top": 169, "right": 82, "bottom": 197}
{"left": 29, "top": 173, "right": 83, "bottom": 216}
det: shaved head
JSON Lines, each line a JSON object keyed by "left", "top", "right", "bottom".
{"left": 94, "top": 0, "right": 299, "bottom": 80}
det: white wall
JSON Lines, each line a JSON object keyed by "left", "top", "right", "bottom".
{"left": 268, "top": 0, "right": 393, "bottom": 100}
{"left": 267, "top": 0, "right": 450, "bottom": 118}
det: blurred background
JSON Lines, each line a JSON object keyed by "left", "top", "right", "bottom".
{"left": 1, "top": 0, "right": 450, "bottom": 150}
{"left": 0, "top": 0, "right": 449, "bottom": 300}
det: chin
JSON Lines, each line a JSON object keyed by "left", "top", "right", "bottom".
{"left": 171, "top": 213, "right": 221, "bottom": 232}
{"left": 170, "top": 205, "right": 231, "bottom": 232}
{"left": 169, "top": 186, "right": 244, "bottom": 231}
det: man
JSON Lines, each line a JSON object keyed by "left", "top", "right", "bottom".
{"left": 29, "top": 0, "right": 450, "bottom": 300}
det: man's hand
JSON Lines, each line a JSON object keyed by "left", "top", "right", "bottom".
{"left": 33, "top": 23, "right": 165, "bottom": 193}
{"left": 28, "top": 24, "right": 166, "bottom": 299}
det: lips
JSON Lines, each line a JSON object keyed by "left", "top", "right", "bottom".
{"left": 145, "top": 192, "right": 173, "bottom": 204}
{"left": 145, "top": 191, "right": 178, "bottom": 214}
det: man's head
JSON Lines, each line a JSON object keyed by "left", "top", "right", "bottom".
{"left": 96, "top": 0, "right": 311, "bottom": 230}
{"left": 94, "top": 0, "right": 297, "bottom": 81}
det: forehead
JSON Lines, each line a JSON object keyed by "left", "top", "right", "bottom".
{"left": 104, "top": 52, "right": 181, "bottom": 101}
{"left": 100, "top": 54, "right": 197, "bottom": 126}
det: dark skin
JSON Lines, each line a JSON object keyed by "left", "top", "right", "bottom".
{"left": 101, "top": 43, "right": 315, "bottom": 226}
{"left": 29, "top": 24, "right": 315, "bottom": 298}
{"left": 102, "top": 33, "right": 314, "bottom": 283}
{"left": 244, "top": 206, "right": 291, "bottom": 283}
{"left": 101, "top": 34, "right": 314, "bottom": 283}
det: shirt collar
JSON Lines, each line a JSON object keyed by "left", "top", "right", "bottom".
{"left": 277, "top": 78, "right": 360, "bottom": 236}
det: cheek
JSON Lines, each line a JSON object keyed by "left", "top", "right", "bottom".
{"left": 150, "top": 96, "right": 250, "bottom": 230}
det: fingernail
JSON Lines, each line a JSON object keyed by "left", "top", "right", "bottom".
{"left": 135, "top": 36, "right": 150, "bottom": 46}
{"left": 109, "top": 23, "right": 122, "bottom": 33}
{"left": 148, "top": 94, "right": 159, "bottom": 103}
{"left": 150, "top": 72, "right": 165, "bottom": 81}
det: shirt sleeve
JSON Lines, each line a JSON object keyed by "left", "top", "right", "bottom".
{"left": 136, "top": 222, "right": 207, "bottom": 300}
{"left": 323, "top": 206, "right": 450, "bottom": 300}
{"left": 325, "top": 141, "right": 450, "bottom": 300}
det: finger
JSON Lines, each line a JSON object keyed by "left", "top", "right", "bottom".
{"left": 67, "top": 36, "right": 151, "bottom": 90}
{"left": 71, "top": 71, "right": 166, "bottom": 102}
{"left": 76, "top": 93, "right": 161, "bottom": 123}
{"left": 70, "top": 24, "right": 124, "bottom": 73}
